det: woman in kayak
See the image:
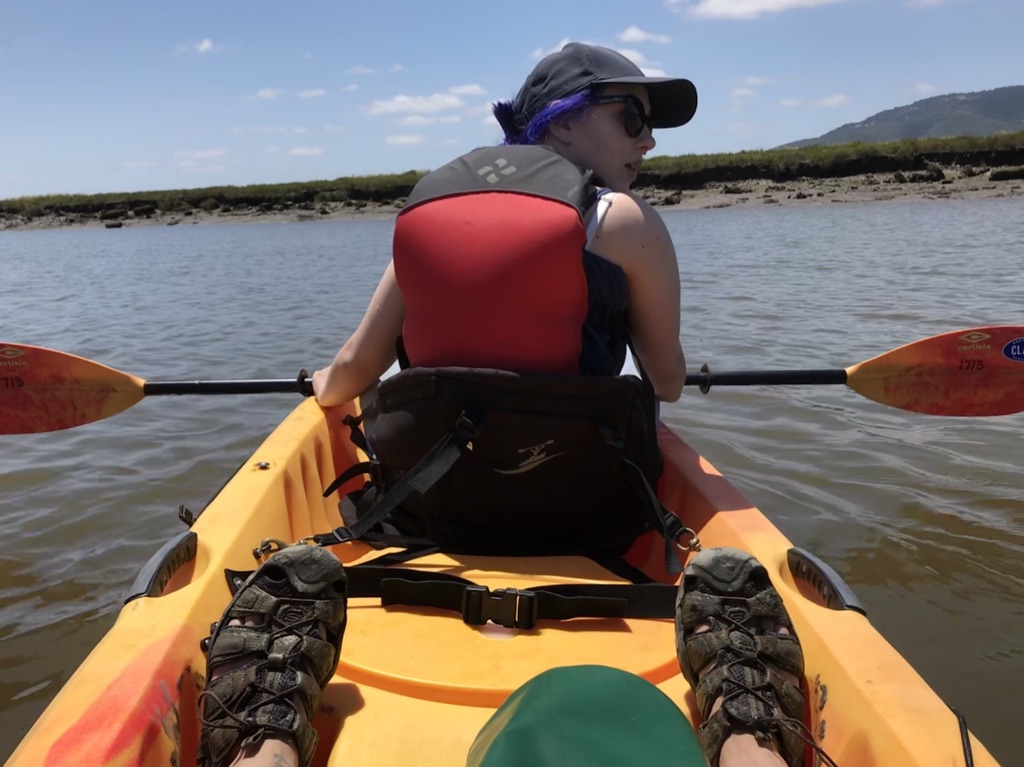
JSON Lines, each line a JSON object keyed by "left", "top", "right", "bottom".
{"left": 197, "top": 43, "right": 816, "bottom": 767}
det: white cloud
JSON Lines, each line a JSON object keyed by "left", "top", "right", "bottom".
{"left": 531, "top": 39, "right": 574, "bottom": 60}
{"left": 450, "top": 84, "right": 486, "bottom": 96}
{"left": 815, "top": 94, "right": 848, "bottom": 107}
{"left": 745, "top": 76, "right": 774, "bottom": 85}
{"left": 667, "top": 0, "right": 850, "bottom": 20}
{"left": 731, "top": 87, "right": 756, "bottom": 97}
{"left": 366, "top": 93, "right": 464, "bottom": 115}
{"left": 297, "top": 88, "right": 326, "bottom": 99}
{"left": 178, "top": 162, "right": 225, "bottom": 174}
{"left": 612, "top": 48, "right": 668, "bottom": 77}
{"left": 287, "top": 147, "right": 324, "bottom": 157}
{"left": 174, "top": 38, "right": 219, "bottom": 56}
{"left": 617, "top": 26, "right": 672, "bottom": 44}
{"left": 253, "top": 88, "right": 285, "bottom": 100}
{"left": 347, "top": 65, "right": 375, "bottom": 75}
{"left": 906, "top": 0, "right": 947, "bottom": 6}
{"left": 913, "top": 82, "right": 938, "bottom": 94}
{"left": 342, "top": 84, "right": 360, "bottom": 93}
{"left": 778, "top": 94, "right": 848, "bottom": 108}
{"left": 176, "top": 149, "right": 226, "bottom": 160}
{"left": 385, "top": 135, "right": 427, "bottom": 146}
{"left": 394, "top": 115, "right": 462, "bottom": 126}
{"left": 323, "top": 124, "right": 348, "bottom": 132}
{"left": 118, "top": 160, "right": 161, "bottom": 169}
{"left": 232, "top": 125, "right": 290, "bottom": 135}
{"left": 391, "top": 63, "right": 406, "bottom": 72}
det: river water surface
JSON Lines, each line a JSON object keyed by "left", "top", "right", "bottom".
{"left": 1, "top": 198, "right": 1022, "bottom": 764}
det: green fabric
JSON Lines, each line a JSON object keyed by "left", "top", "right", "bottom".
{"left": 467, "top": 665, "right": 708, "bottom": 767}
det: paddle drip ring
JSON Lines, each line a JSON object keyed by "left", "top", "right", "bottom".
{"left": 698, "top": 363, "right": 712, "bottom": 394}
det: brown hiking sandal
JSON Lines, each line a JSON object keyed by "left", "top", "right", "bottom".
{"left": 675, "top": 547, "right": 812, "bottom": 767}
{"left": 197, "top": 544, "right": 347, "bottom": 767}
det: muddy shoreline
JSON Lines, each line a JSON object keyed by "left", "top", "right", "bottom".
{"left": 3, "top": 168, "right": 1021, "bottom": 232}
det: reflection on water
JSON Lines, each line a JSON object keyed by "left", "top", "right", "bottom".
{"left": 1, "top": 202, "right": 1022, "bottom": 764}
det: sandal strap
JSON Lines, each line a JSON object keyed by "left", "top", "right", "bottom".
{"left": 197, "top": 545, "right": 347, "bottom": 767}
{"left": 198, "top": 667, "right": 322, "bottom": 767}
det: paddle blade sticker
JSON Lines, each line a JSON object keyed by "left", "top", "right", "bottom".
{"left": 0, "top": 344, "right": 144, "bottom": 434}
{"left": 845, "top": 326, "right": 1024, "bottom": 416}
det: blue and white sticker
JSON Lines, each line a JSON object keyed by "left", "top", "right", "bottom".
{"left": 1003, "top": 338, "right": 1024, "bottom": 362}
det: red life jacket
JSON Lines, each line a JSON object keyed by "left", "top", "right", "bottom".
{"left": 393, "top": 145, "right": 605, "bottom": 375}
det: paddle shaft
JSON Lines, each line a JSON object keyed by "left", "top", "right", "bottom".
{"left": 144, "top": 379, "right": 314, "bottom": 396}
{"left": 144, "top": 372, "right": 846, "bottom": 396}
{"left": 685, "top": 368, "right": 847, "bottom": 389}
{"left": 3, "top": 324, "right": 1023, "bottom": 433}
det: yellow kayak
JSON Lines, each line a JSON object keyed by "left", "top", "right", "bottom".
{"left": 4, "top": 393, "right": 1000, "bottom": 767}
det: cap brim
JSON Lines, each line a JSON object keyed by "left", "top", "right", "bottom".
{"left": 595, "top": 76, "right": 698, "bottom": 129}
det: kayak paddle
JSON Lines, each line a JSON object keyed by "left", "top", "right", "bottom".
{"left": 1, "top": 325, "right": 1022, "bottom": 434}
{"left": 685, "top": 325, "right": 1024, "bottom": 417}
{"left": 0, "top": 345, "right": 312, "bottom": 435}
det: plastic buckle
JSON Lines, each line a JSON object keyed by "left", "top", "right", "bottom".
{"left": 461, "top": 586, "right": 538, "bottom": 629}
{"left": 455, "top": 411, "right": 482, "bottom": 442}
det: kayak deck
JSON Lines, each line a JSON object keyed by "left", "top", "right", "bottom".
{"left": 6, "top": 397, "right": 999, "bottom": 767}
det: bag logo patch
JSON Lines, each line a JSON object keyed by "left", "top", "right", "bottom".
{"left": 494, "top": 440, "right": 566, "bottom": 475}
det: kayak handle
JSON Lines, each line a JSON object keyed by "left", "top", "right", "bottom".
{"left": 787, "top": 547, "right": 866, "bottom": 616}
{"left": 124, "top": 530, "right": 197, "bottom": 604}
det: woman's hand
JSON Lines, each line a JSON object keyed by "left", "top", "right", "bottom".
{"left": 311, "top": 367, "right": 331, "bottom": 404}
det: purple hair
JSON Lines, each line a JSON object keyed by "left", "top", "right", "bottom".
{"left": 492, "top": 89, "right": 593, "bottom": 145}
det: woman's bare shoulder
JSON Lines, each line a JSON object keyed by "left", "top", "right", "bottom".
{"left": 591, "top": 191, "right": 672, "bottom": 255}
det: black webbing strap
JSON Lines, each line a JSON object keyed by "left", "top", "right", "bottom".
{"left": 323, "top": 460, "right": 373, "bottom": 498}
{"left": 620, "top": 457, "right": 684, "bottom": 575}
{"left": 344, "top": 564, "right": 676, "bottom": 630}
{"left": 312, "top": 410, "right": 481, "bottom": 546}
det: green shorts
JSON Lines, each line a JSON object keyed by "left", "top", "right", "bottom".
{"left": 467, "top": 665, "right": 708, "bottom": 767}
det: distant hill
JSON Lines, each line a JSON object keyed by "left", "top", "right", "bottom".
{"left": 780, "top": 86, "right": 1024, "bottom": 148}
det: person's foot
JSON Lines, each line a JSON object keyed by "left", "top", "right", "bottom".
{"left": 675, "top": 547, "right": 807, "bottom": 767}
{"left": 197, "top": 545, "right": 347, "bottom": 767}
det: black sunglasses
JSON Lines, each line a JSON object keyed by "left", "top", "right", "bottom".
{"left": 591, "top": 94, "right": 654, "bottom": 138}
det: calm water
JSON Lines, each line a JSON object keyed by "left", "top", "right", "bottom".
{"left": 1, "top": 199, "right": 1022, "bottom": 765}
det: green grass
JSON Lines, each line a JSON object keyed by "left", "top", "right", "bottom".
{"left": 3, "top": 132, "right": 1023, "bottom": 221}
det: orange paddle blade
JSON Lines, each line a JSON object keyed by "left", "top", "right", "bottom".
{"left": 0, "top": 344, "right": 144, "bottom": 434}
{"left": 846, "top": 326, "right": 1024, "bottom": 416}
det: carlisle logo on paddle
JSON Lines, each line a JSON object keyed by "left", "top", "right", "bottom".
{"left": 957, "top": 331, "right": 991, "bottom": 351}
{"left": 0, "top": 347, "right": 28, "bottom": 367}
{"left": 1003, "top": 338, "right": 1024, "bottom": 363}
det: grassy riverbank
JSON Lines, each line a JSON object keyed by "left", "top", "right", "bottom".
{"left": 3, "top": 133, "right": 1024, "bottom": 231}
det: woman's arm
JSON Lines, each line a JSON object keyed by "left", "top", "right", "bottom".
{"left": 312, "top": 261, "right": 406, "bottom": 407}
{"left": 588, "top": 193, "right": 686, "bottom": 401}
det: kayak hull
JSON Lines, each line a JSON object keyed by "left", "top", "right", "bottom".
{"left": 6, "top": 397, "right": 999, "bottom": 767}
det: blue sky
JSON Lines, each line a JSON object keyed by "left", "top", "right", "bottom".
{"left": 1, "top": 0, "right": 1020, "bottom": 199}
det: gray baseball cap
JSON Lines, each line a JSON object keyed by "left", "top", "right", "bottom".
{"left": 511, "top": 43, "right": 698, "bottom": 133}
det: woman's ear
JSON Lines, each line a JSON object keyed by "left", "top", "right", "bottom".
{"left": 546, "top": 116, "right": 574, "bottom": 144}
